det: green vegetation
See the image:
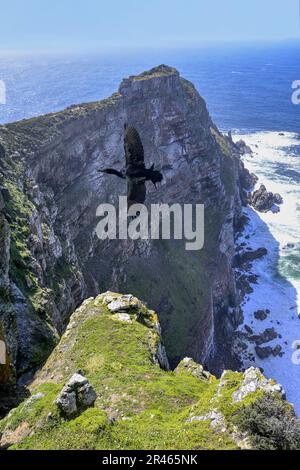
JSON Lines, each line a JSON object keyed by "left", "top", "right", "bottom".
{"left": 0, "top": 294, "right": 294, "bottom": 450}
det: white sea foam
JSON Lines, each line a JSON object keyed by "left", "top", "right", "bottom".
{"left": 234, "top": 131, "right": 300, "bottom": 415}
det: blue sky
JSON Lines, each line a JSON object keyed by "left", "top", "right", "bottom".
{"left": 1, "top": 0, "right": 299, "bottom": 51}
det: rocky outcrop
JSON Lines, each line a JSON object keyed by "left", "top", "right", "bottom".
{"left": 250, "top": 184, "right": 283, "bottom": 213}
{"left": 234, "top": 247, "right": 268, "bottom": 266}
{"left": 231, "top": 367, "right": 285, "bottom": 402}
{"left": 254, "top": 309, "right": 270, "bottom": 321}
{"left": 0, "top": 65, "right": 248, "bottom": 389}
{"left": 55, "top": 372, "right": 96, "bottom": 418}
{"left": 175, "top": 357, "right": 212, "bottom": 381}
{"left": 0, "top": 293, "right": 297, "bottom": 451}
{"left": 234, "top": 139, "right": 253, "bottom": 156}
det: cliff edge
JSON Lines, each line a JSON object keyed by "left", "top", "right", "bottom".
{"left": 0, "top": 65, "right": 250, "bottom": 389}
{"left": 1, "top": 293, "right": 299, "bottom": 450}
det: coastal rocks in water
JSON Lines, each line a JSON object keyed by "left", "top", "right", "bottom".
{"left": 255, "top": 344, "right": 283, "bottom": 359}
{"left": 255, "top": 346, "right": 273, "bottom": 359}
{"left": 232, "top": 367, "right": 285, "bottom": 402}
{"left": 235, "top": 139, "right": 253, "bottom": 156}
{"left": 187, "top": 410, "right": 227, "bottom": 434}
{"left": 249, "top": 327, "right": 278, "bottom": 345}
{"left": 254, "top": 310, "right": 270, "bottom": 321}
{"left": 1, "top": 294, "right": 297, "bottom": 451}
{"left": 234, "top": 247, "right": 268, "bottom": 266}
{"left": 0, "top": 214, "right": 11, "bottom": 297}
{"left": 55, "top": 372, "right": 97, "bottom": 418}
{"left": 250, "top": 184, "right": 283, "bottom": 213}
{"left": 235, "top": 272, "right": 258, "bottom": 298}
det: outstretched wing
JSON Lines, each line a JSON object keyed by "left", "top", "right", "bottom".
{"left": 124, "top": 126, "right": 145, "bottom": 168}
{"left": 127, "top": 179, "right": 146, "bottom": 208}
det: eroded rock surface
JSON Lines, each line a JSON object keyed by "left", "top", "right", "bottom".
{"left": 0, "top": 65, "right": 249, "bottom": 384}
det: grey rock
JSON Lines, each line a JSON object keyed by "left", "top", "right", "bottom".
{"left": 113, "top": 313, "right": 132, "bottom": 323}
{"left": 78, "top": 383, "right": 97, "bottom": 407}
{"left": 255, "top": 345, "right": 273, "bottom": 359}
{"left": 188, "top": 410, "right": 227, "bottom": 433}
{"left": 55, "top": 373, "right": 97, "bottom": 417}
{"left": 25, "top": 393, "right": 45, "bottom": 407}
{"left": 107, "top": 295, "right": 140, "bottom": 313}
{"left": 272, "top": 345, "right": 282, "bottom": 357}
{"left": 244, "top": 325, "right": 253, "bottom": 335}
{"left": 233, "top": 367, "right": 285, "bottom": 402}
{"left": 0, "top": 64, "right": 247, "bottom": 385}
{"left": 250, "top": 328, "right": 278, "bottom": 346}
{"left": 254, "top": 310, "right": 269, "bottom": 321}
{"left": 175, "top": 357, "right": 211, "bottom": 381}
{"left": 235, "top": 139, "right": 253, "bottom": 155}
{"left": 65, "top": 372, "right": 88, "bottom": 391}
{"left": 0, "top": 190, "right": 4, "bottom": 211}
{"left": 56, "top": 390, "right": 77, "bottom": 417}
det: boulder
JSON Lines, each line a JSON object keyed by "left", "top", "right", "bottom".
{"left": 235, "top": 139, "right": 253, "bottom": 155}
{"left": 244, "top": 325, "right": 253, "bottom": 335}
{"left": 55, "top": 372, "right": 96, "bottom": 418}
{"left": 249, "top": 328, "right": 278, "bottom": 345}
{"left": 240, "top": 168, "right": 258, "bottom": 191}
{"left": 0, "top": 144, "right": 5, "bottom": 159}
{"left": 254, "top": 310, "right": 269, "bottom": 321}
{"left": 235, "top": 247, "right": 268, "bottom": 266}
{"left": 255, "top": 346, "right": 273, "bottom": 359}
{"left": 232, "top": 367, "right": 285, "bottom": 401}
{"left": 0, "top": 191, "right": 4, "bottom": 211}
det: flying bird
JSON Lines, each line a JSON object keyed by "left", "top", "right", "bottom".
{"left": 99, "top": 125, "right": 163, "bottom": 208}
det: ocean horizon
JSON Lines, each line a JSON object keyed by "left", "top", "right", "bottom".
{"left": 0, "top": 42, "right": 299, "bottom": 132}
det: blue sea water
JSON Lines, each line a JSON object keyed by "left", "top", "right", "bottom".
{"left": 0, "top": 42, "right": 299, "bottom": 132}
{"left": 1, "top": 43, "right": 300, "bottom": 411}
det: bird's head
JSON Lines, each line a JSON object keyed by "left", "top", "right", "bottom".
{"left": 150, "top": 170, "right": 163, "bottom": 188}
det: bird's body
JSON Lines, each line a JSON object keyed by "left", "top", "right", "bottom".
{"left": 99, "top": 125, "right": 163, "bottom": 207}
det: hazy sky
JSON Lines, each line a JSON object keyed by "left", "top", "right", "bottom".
{"left": 1, "top": 0, "right": 299, "bottom": 51}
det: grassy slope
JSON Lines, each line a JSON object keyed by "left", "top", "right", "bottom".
{"left": 0, "top": 293, "right": 284, "bottom": 450}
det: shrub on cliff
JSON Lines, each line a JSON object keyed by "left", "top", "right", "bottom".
{"left": 234, "top": 394, "right": 300, "bottom": 450}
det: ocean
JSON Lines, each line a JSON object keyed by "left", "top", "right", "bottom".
{"left": 1, "top": 42, "right": 300, "bottom": 412}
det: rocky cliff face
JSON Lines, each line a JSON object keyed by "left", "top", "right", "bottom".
{"left": 0, "top": 65, "right": 249, "bottom": 389}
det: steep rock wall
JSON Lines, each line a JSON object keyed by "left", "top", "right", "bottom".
{"left": 0, "top": 65, "right": 247, "bottom": 383}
